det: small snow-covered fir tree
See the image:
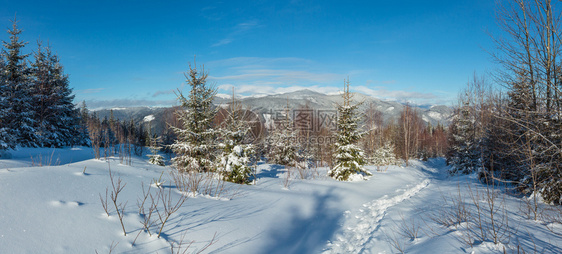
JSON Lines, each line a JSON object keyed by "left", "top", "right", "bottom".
{"left": 328, "top": 80, "right": 371, "bottom": 181}
{"left": 73, "top": 101, "right": 91, "bottom": 147}
{"left": 170, "top": 64, "right": 218, "bottom": 172}
{"left": 371, "top": 142, "right": 399, "bottom": 167}
{"left": 266, "top": 125, "right": 299, "bottom": 166}
{"left": 220, "top": 144, "right": 256, "bottom": 184}
{"left": 145, "top": 117, "right": 164, "bottom": 166}
{"left": 265, "top": 101, "right": 308, "bottom": 171}
{"left": 447, "top": 95, "right": 479, "bottom": 175}
{"left": 217, "top": 92, "right": 256, "bottom": 184}
{"left": 147, "top": 134, "right": 165, "bottom": 166}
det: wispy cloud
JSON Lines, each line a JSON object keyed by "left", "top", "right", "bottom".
{"left": 207, "top": 57, "right": 342, "bottom": 94}
{"left": 211, "top": 20, "right": 261, "bottom": 47}
{"left": 211, "top": 38, "right": 233, "bottom": 47}
{"left": 206, "top": 57, "right": 452, "bottom": 105}
{"left": 152, "top": 89, "right": 175, "bottom": 98}
{"left": 210, "top": 69, "right": 338, "bottom": 84}
{"left": 208, "top": 57, "right": 315, "bottom": 69}
{"left": 366, "top": 79, "right": 396, "bottom": 85}
{"left": 76, "top": 88, "right": 105, "bottom": 94}
{"left": 200, "top": 5, "right": 223, "bottom": 21}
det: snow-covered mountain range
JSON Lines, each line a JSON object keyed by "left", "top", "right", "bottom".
{"left": 214, "top": 89, "right": 453, "bottom": 126}
{"left": 94, "top": 89, "right": 453, "bottom": 134}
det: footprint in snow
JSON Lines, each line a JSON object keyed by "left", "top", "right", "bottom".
{"left": 49, "top": 200, "right": 84, "bottom": 207}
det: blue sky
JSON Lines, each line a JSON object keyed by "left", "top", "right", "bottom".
{"left": 1, "top": 0, "right": 499, "bottom": 109}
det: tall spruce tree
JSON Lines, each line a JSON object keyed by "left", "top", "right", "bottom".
{"left": 328, "top": 80, "right": 370, "bottom": 181}
{"left": 1, "top": 18, "right": 37, "bottom": 147}
{"left": 447, "top": 96, "right": 480, "bottom": 175}
{"left": 171, "top": 64, "right": 218, "bottom": 172}
{"left": 31, "top": 42, "right": 80, "bottom": 147}
{"left": 0, "top": 52, "right": 13, "bottom": 150}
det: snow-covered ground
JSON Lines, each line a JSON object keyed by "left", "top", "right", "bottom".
{"left": 0, "top": 147, "right": 560, "bottom": 253}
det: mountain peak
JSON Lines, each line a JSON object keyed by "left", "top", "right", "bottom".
{"left": 269, "top": 89, "right": 329, "bottom": 98}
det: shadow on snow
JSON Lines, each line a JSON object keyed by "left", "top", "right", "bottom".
{"left": 259, "top": 188, "right": 342, "bottom": 254}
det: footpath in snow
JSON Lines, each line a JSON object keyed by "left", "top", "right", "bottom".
{"left": 326, "top": 159, "right": 562, "bottom": 254}
{"left": 325, "top": 179, "right": 431, "bottom": 253}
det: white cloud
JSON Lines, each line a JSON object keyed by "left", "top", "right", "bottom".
{"left": 152, "top": 89, "right": 175, "bottom": 97}
{"left": 217, "top": 84, "right": 235, "bottom": 91}
{"left": 211, "top": 38, "right": 233, "bottom": 47}
{"left": 208, "top": 57, "right": 314, "bottom": 70}
{"left": 207, "top": 57, "right": 342, "bottom": 94}
{"left": 76, "top": 88, "right": 105, "bottom": 94}
{"left": 205, "top": 56, "right": 453, "bottom": 105}
{"left": 211, "top": 20, "right": 261, "bottom": 47}
{"left": 209, "top": 69, "right": 338, "bottom": 84}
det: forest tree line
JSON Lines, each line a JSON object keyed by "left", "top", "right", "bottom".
{"left": 447, "top": 0, "right": 562, "bottom": 205}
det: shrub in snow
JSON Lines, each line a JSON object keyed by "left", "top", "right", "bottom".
{"left": 216, "top": 95, "right": 257, "bottom": 184}
{"left": 328, "top": 80, "right": 371, "bottom": 181}
{"left": 220, "top": 144, "right": 256, "bottom": 184}
{"left": 148, "top": 147, "right": 165, "bottom": 166}
{"left": 370, "top": 142, "right": 399, "bottom": 166}
{"left": 148, "top": 154, "right": 165, "bottom": 166}
{"left": 265, "top": 127, "right": 302, "bottom": 167}
{"left": 264, "top": 105, "right": 309, "bottom": 173}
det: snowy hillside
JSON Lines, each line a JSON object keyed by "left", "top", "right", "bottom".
{"left": 0, "top": 148, "right": 560, "bottom": 253}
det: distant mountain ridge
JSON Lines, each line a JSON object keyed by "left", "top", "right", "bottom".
{"left": 94, "top": 89, "right": 453, "bottom": 135}
{"left": 214, "top": 89, "right": 454, "bottom": 126}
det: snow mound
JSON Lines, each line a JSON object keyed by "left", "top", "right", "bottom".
{"left": 347, "top": 173, "right": 371, "bottom": 182}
